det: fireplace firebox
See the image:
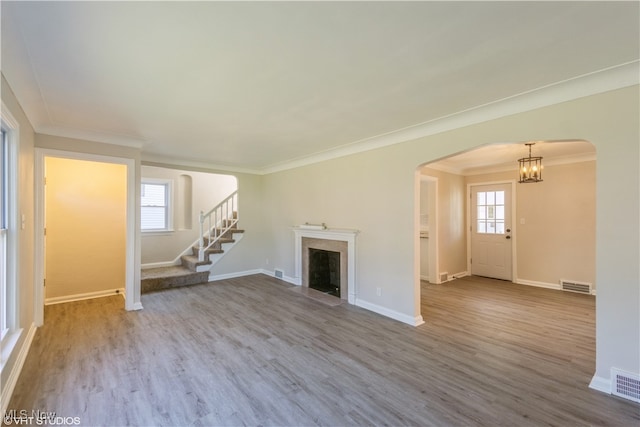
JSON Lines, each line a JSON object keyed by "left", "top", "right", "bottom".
{"left": 308, "top": 248, "right": 341, "bottom": 297}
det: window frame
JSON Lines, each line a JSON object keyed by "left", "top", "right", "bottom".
{"left": 1, "top": 102, "right": 21, "bottom": 359}
{"left": 140, "top": 178, "right": 173, "bottom": 233}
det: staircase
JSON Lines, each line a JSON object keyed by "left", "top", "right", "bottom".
{"left": 141, "top": 192, "right": 244, "bottom": 293}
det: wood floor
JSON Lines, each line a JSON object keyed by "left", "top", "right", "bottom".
{"left": 6, "top": 275, "right": 640, "bottom": 426}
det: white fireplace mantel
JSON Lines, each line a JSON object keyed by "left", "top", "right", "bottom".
{"left": 292, "top": 227, "right": 359, "bottom": 304}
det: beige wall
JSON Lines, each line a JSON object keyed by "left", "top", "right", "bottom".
{"left": 1, "top": 75, "right": 36, "bottom": 400}
{"left": 420, "top": 168, "right": 467, "bottom": 278}
{"left": 140, "top": 165, "right": 238, "bottom": 265}
{"left": 466, "top": 161, "right": 596, "bottom": 287}
{"left": 261, "top": 86, "right": 639, "bottom": 384}
{"left": 45, "top": 157, "right": 127, "bottom": 299}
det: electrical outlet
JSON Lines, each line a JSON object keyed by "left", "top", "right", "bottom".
{"left": 265, "top": 258, "right": 269, "bottom": 265}
{"left": 376, "top": 287, "right": 381, "bottom": 297}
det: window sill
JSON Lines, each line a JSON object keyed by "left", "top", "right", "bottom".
{"left": 141, "top": 229, "right": 175, "bottom": 236}
{"left": 0, "top": 328, "right": 23, "bottom": 374}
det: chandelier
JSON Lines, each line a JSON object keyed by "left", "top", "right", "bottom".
{"left": 518, "top": 143, "right": 543, "bottom": 183}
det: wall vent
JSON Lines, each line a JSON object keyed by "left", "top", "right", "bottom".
{"left": 611, "top": 368, "right": 640, "bottom": 403}
{"left": 274, "top": 269, "right": 284, "bottom": 279}
{"left": 439, "top": 272, "right": 448, "bottom": 283}
{"left": 560, "top": 279, "right": 592, "bottom": 294}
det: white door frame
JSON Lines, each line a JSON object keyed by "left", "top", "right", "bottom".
{"left": 466, "top": 180, "right": 518, "bottom": 282}
{"left": 420, "top": 176, "right": 439, "bottom": 284}
{"left": 34, "top": 148, "right": 140, "bottom": 326}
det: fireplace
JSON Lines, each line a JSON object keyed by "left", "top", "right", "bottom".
{"left": 308, "top": 248, "right": 341, "bottom": 297}
{"left": 293, "top": 227, "right": 358, "bottom": 304}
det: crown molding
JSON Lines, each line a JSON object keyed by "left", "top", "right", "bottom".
{"left": 36, "top": 125, "right": 147, "bottom": 149}
{"left": 260, "top": 61, "right": 639, "bottom": 175}
{"left": 141, "top": 153, "right": 261, "bottom": 176}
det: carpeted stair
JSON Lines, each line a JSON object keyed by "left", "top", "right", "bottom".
{"left": 142, "top": 222, "right": 244, "bottom": 293}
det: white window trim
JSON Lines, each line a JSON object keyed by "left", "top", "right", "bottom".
{"left": 1, "top": 102, "right": 22, "bottom": 369}
{"left": 141, "top": 178, "right": 173, "bottom": 233}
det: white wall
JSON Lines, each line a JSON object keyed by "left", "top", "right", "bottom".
{"left": 261, "top": 86, "right": 639, "bottom": 387}
{"left": 140, "top": 165, "right": 237, "bottom": 266}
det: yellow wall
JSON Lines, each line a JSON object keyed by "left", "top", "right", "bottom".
{"left": 45, "top": 157, "right": 127, "bottom": 300}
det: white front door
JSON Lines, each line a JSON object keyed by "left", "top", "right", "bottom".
{"left": 471, "top": 183, "right": 512, "bottom": 280}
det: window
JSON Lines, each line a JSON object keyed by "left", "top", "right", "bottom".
{"left": 1, "top": 103, "right": 19, "bottom": 351}
{"left": 1, "top": 129, "right": 8, "bottom": 340}
{"left": 476, "top": 190, "right": 505, "bottom": 234}
{"left": 141, "top": 180, "right": 171, "bottom": 231}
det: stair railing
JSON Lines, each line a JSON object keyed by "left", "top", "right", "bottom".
{"left": 198, "top": 190, "right": 238, "bottom": 262}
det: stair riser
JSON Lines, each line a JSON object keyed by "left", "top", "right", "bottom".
{"left": 141, "top": 272, "right": 209, "bottom": 293}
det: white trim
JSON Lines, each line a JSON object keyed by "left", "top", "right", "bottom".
{"left": 140, "top": 178, "right": 173, "bottom": 232}
{"left": 37, "top": 126, "right": 146, "bottom": 149}
{"left": 44, "top": 288, "right": 125, "bottom": 305}
{"left": 356, "top": 299, "right": 425, "bottom": 327}
{"left": 35, "top": 148, "right": 139, "bottom": 325}
{"left": 262, "top": 61, "right": 639, "bottom": 174}
{"left": 516, "top": 279, "right": 597, "bottom": 295}
{"left": 293, "top": 227, "right": 359, "bottom": 305}
{"left": 209, "top": 269, "right": 263, "bottom": 282}
{"left": 0, "top": 323, "right": 36, "bottom": 417}
{"left": 516, "top": 278, "right": 561, "bottom": 291}
{"left": 1, "top": 102, "right": 20, "bottom": 347}
{"left": 589, "top": 375, "right": 611, "bottom": 395}
{"left": 260, "top": 268, "right": 298, "bottom": 285}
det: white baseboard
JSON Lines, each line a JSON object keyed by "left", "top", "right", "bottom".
{"left": 356, "top": 299, "right": 424, "bottom": 326}
{"left": 517, "top": 278, "right": 597, "bottom": 295}
{"left": 516, "top": 278, "right": 561, "bottom": 291}
{"left": 45, "top": 288, "right": 125, "bottom": 305}
{"left": 209, "top": 269, "right": 263, "bottom": 282}
{"left": 259, "top": 269, "right": 299, "bottom": 285}
{"left": 589, "top": 374, "right": 611, "bottom": 394}
{"left": 1, "top": 323, "right": 37, "bottom": 416}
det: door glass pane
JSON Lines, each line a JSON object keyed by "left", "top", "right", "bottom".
{"left": 477, "top": 206, "right": 486, "bottom": 219}
{"left": 476, "top": 188, "right": 507, "bottom": 234}
{"left": 486, "top": 191, "right": 495, "bottom": 205}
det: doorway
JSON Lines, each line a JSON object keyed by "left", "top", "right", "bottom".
{"left": 35, "top": 149, "right": 139, "bottom": 326}
{"left": 44, "top": 157, "right": 127, "bottom": 303}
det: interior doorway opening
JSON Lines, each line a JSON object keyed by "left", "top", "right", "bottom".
{"left": 415, "top": 139, "right": 597, "bottom": 318}
{"left": 35, "top": 149, "right": 138, "bottom": 326}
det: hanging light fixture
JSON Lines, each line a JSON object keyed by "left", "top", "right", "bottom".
{"left": 518, "top": 143, "right": 543, "bottom": 183}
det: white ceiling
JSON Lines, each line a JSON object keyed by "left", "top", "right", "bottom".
{"left": 2, "top": 1, "right": 638, "bottom": 173}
